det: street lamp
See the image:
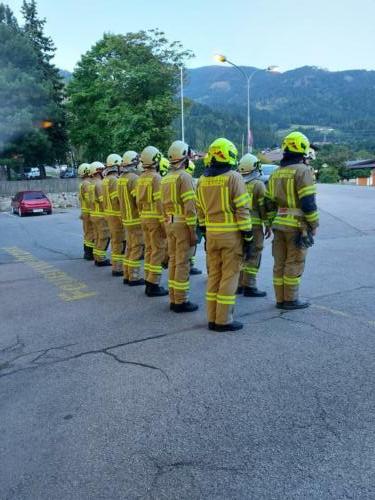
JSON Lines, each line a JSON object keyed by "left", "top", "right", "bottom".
{"left": 214, "top": 54, "right": 279, "bottom": 152}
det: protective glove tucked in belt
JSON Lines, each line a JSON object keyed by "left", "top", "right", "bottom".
{"left": 241, "top": 230, "right": 254, "bottom": 260}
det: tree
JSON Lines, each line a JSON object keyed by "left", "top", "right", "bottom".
{"left": 21, "top": 0, "right": 68, "bottom": 164}
{"left": 67, "top": 30, "right": 192, "bottom": 161}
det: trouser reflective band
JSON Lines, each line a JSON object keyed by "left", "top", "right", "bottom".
{"left": 241, "top": 225, "right": 264, "bottom": 288}
{"left": 84, "top": 240, "right": 94, "bottom": 248}
{"left": 206, "top": 233, "right": 242, "bottom": 325}
{"left": 272, "top": 229, "right": 307, "bottom": 302}
{"left": 82, "top": 215, "right": 95, "bottom": 249}
{"left": 166, "top": 222, "right": 191, "bottom": 304}
{"left": 123, "top": 226, "right": 143, "bottom": 281}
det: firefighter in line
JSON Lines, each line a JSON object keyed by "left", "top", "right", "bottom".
{"left": 89, "top": 161, "right": 111, "bottom": 266}
{"left": 136, "top": 146, "right": 168, "bottom": 297}
{"left": 197, "top": 138, "right": 253, "bottom": 332}
{"left": 161, "top": 141, "right": 199, "bottom": 313}
{"left": 185, "top": 160, "right": 202, "bottom": 276}
{"left": 118, "top": 151, "right": 145, "bottom": 286}
{"left": 237, "top": 154, "right": 271, "bottom": 297}
{"left": 102, "top": 154, "right": 125, "bottom": 276}
{"left": 78, "top": 163, "right": 95, "bottom": 260}
{"left": 265, "top": 131, "right": 319, "bottom": 310}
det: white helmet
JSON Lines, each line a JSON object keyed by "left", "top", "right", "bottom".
{"left": 140, "top": 146, "right": 161, "bottom": 168}
{"left": 78, "top": 163, "right": 91, "bottom": 178}
{"left": 106, "top": 153, "right": 122, "bottom": 168}
{"left": 90, "top": 161, "right": 105, "bottom": 176}
{"left": 305, "top": 148, "right": 316, "bottom": 161}
{"left": 122, "top": 150, "right": 140, "bottom": 167}
{"left": 168, "top": 140, "right": 190, "bottom": 166}
{"left": 238, "top": 154, "right": 261, "bottom": 175}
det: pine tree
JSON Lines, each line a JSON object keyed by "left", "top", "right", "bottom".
{"left": 21, "top": 0, "right": 68, "bottom": 163}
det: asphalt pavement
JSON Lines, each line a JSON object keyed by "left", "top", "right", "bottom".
{"left": 1, "top": 183, "right": 375, "bottom": 499}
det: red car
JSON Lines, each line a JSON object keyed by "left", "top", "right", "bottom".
{"left": 11, "top": 190, "right": 53, "bottom": 217}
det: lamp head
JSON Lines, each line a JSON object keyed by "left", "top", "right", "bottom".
{"left": 214, "top": 54, "right": 227, "bottom": 63}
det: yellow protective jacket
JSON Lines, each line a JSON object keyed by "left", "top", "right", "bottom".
{"left": 102, "top": 175, "right": 121, "bottom": 217}
{"left": 118, "top": 171, "right": 141, "bottom": 228}
{"left": 265, "top": 162, "right": 319, "bottom": 231}
{"left": 135, "top": 169, "right": 163, "bottom": 223}
{"left": 196, "top": 170, "right": 252, "bottom": 235}
{"left": 79, "top": 179, "right": 92, "bottom": 215}
{"left": 89, "top": 177, "right": 105, "bottom": 218}
{"left": 161, "top": 169, "right": 197, "bottom": 226}
{"left": 245, "top": 178, "right": 268, "bottom": 227}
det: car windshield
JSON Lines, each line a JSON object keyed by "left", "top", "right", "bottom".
{"left": 262, "top": 165, "right": 278, "bottom": 175}
{"left": 23, "top": 192, "right": 46, "bottom": 200}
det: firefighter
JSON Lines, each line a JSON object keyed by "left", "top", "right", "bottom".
{"left": 78, "top": 162, "right": 94, "bottom": 260}
{"left": 89, "top": 161, "right": 111, "bottom": 266}
{"left": 118, "top": 151, "right": 145, "bottom": 286}
{"left": 237, "top": 154, "right": 271, "bottom": 297}
{"left": 265, "top": 131, "right": 319, "bottom": 310}
{"left": 136, "top": 146, "right": 168, "bottom": 297}
{"left": 102, "top": 153, "right": 125, "bottom": 276}
{"left": 197, "top": 138, "right": 252, "bottom": 331}
{"left": 185, "top": 160, "right": 202, "bottom": 276}
{"left": 161, "top": 140, "right": 199, "bottom": 313}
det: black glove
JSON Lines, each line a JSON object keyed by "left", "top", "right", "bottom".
{"left": 241, "top": 230, "right": 254, "bottom": 260}
{"left": 295, "top": 230, "right": 314, "bottom": 249}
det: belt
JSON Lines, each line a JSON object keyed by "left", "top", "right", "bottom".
{"left": 277, "top": 208, "right": 303, "bottom": 216}
{"left": 165, "top": 215, "right": 186, "bottom": 223}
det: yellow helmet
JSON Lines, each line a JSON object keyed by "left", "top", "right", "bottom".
{"left": 281, "top": 131, "right": 310, "bottom": 154}
{"left": 238, "top": 154, "right": 261, "bottom": 175}
{"left": 90, "top": 161, "right": 105, "bottom": 176}
{"left": 122, "top": 150, "right": 140, "bottom": 167}
{"left": 186, "top": 160, "right": 195, "bottom": 175}
{"left": 206, "top": 138, "right": 238, "bottom": 167}
{"left": 78, "top": 163, "right": 91, "bottom": 178}
{"left": 106, "top": 153, "right": 122, "bottom": 168}
{"left": 159, "top": 157, "right": 170, "bottom": 177}
{"left": 140, "top": 146, "right": 161, "bottom": 168}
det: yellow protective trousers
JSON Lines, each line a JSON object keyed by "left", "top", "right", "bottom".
{"left": 166, "top": 222, "right": 191, "bottom": 304}
{"left": 106, "top": 215, "right": 125, "bottom": 272}
{"left": 92, "top": 217, "right": 110, "bottom": 262}
{"left": 123, "top": 226, "right": 144, "bottom": 282}
{"left": 206, "top": 232, "right": 243, "bottom": 325}
{"left": 142, "top": 221, "right": 167, "bottom": 285}
{"left": 272, "top": 229, "right": 307, "bottom": 302}
{"left": 82, "top": 214, "right": 95, "bottom": 250}
{"left": 240, "top": 225, "right": 264, "bottom": 288}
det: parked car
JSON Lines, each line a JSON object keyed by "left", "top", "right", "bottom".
{"left": 24, "top": 167, "right": 40, "bottom": 179}
{"left": 260, "top": 164, "right": 278, "bottom": 185}
{"left": 60, "top": 167, "right": 76, "bottom": 178}
{"left": 11, "top": 190, "right": 52, "bottom": 216}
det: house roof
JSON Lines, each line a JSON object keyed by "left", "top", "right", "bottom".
{"left": 345, "top": 159, "right": 375, "bottom": 169}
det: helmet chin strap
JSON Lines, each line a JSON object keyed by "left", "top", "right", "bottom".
{"left": 243, "top": 170, "right": 261, "bottom": 182}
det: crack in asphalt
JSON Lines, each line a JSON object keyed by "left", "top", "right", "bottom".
{"left": 308, "top": 285, "right": 375, "bottom": 301}
{"left": 0, "top": 325, "right": 199, "bottom": 381}
{"left": 314, "top": 391, "right": 340, "bottom": 439}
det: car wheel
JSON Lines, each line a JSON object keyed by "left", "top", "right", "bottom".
{"left": 47, "top": 210, "right": 52, "bottom": 215}
{"left": 18, "top": 207, "right": 24, "bottom": 217}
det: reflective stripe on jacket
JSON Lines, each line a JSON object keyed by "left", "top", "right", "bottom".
{"left": 118, "top": 172, "right": 141, "bottom": 227}
{"left": 196, "top": 171, "right": 252, "bottom": 234}
{"left": 161, "top": 170, "right": 197, "bottom": 226}
{"left": 79, "top": 179, "right": 92, "bottom": 215}
{"left": 136, "top": 170, "right": 163, "bottom": 222}
{"left": 245, "top": 178, "right": 268, "bottom": 226}
{"left": 102, "top": 175, "right": 121, "bottom": 217}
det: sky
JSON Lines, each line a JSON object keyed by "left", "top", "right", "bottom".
{"left": 7, "top": 0, "right": 375, "bottom": 73}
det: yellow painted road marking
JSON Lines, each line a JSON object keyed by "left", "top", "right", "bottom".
{"left": 2, "top": 247, "right": 96, "bottom": 302}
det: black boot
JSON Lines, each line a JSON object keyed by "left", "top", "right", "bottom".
{"left": 189, "top": 267, "right": 202, "bottom": 276}
{"left": 95, "top": 259, "right": 111, "bottom": 267}
{"left": 146, "top": 282, "right": 169, "bottom": 297}
{"left": 173, "top": 302, "right": 199, "bottom": 313}
{"left": 83, "top": 245, "right": 92, "bottom": 260}
{"left": 112, "top": 270, "right": 123, "bottom": 277}
{"left": 123, "top": 278, "right": 129, "bottom": 285}
{"left": 214, "top": 321, "right": 243, "bottom": 332}
{"left": 243, "top": 287, "right": 267, "bottom": 298}
{"left": 281, "top": 300, "right": 310, "bottom": 310}
{"left": 87, "top": 246, "right": 94, "bottom": 261}
{"left": 208, "top": 322, "right": 216, "bottom": 331}
{"left": 236, "top": 286, "right": 244, "bottom": 295}
{"left": 128, "top": 278, "right": 145, "bottom": 286}
{"left": 276, "top": 302, "right": 284, "bottom": 309}
{"left": 170, "top": 303, "right": 175, "bottom": 311}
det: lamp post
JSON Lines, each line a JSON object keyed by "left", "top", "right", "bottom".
{"left": 180, "top": 66, "right": 185, "bottom": 142}
{"left": 214, "top": 54, "right": 278, "bottom": 152}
